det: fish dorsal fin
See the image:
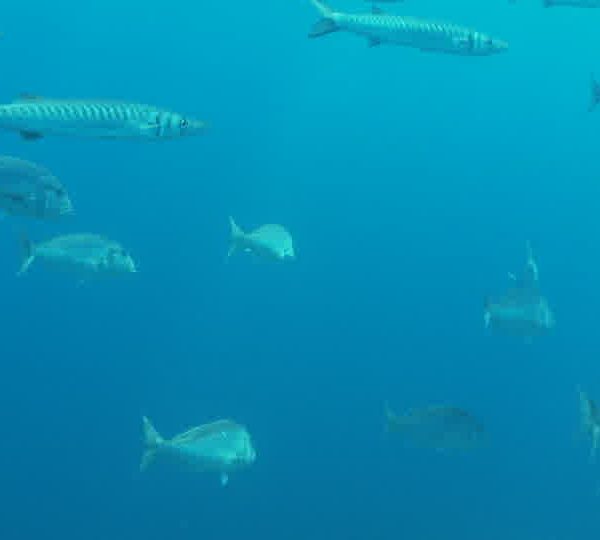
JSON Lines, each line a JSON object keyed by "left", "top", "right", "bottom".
{"left": 16, "top": 93, "right": 44, "bottom": 103}
{"left": 372, "top": 6, "right": 385, "bottom": 15}
{"left": 173, "top": 420, "right": 240, "bottom": 443}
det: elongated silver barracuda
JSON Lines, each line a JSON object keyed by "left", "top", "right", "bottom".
{"left": 309, "top": 0, "right": 508, "bottom": 56}
{"left": 544, "top": 0, "right": 600, "bottom": 6}
{"left": 0, "top": 95, "right": 206, "bottom": 140}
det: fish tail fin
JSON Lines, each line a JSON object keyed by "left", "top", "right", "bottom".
{"left": 140, "top": 416, "right": 164, "bottom": 472}
{"left": 18, "top": 232, "right": 35, "bottom": 276}
{"left": 384, "top": 402, "right": 400, "bottom": 433}
{"left": 592, "top": 427, "right": 600, "bottom": 462}
{"left": 228, "top": 216, "right": 245, "bottom": 257}
{"left": 590, "top": 74, "right": 600, "bottom": 112}
{"left": 483, "top": 297, "right": 492, "bottom": 329}
{"left": 309, "top": 0, "right": 338, "bottom": 38}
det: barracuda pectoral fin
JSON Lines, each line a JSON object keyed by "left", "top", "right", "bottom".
{"left": 136, "top": 123, "right": 161, "bottom": 137}
{"left": 368, "top": 37, "right": 382, "bottom": 47}
{"left": 220, "top": 473, "right": 229, "bottom": 487}
{"left": 309, "top": 18, "right": 338, "bottom": 38}
{"left": 453, "top": 35, "right": 474, "bottom": 52}
{"left": 371, "top": 6, "right": 385, "bottom": 14}
{"left": 20, "top": 131, "right": 43, "bottom": 141}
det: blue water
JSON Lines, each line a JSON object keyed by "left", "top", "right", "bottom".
{"left": 1, "top": 1, "right": 600, "bottom": 539}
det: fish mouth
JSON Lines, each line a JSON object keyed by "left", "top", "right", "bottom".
{"left": 494, "top": 39, "right": 509, "bottom": 52}
{"left": 60, "top": 202, "right": 74, "bottom": 215}
{"left": 187, "top": 120, "right": 207, "bottom": 135}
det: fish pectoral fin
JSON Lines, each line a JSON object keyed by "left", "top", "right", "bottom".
{"left": 220, "top": 473, "right": 229, "bottom": 487}
{"left": 308, "top": 18, "right": 338, "bottom": 39}
{"left": 371, "top": 6, "right": 385, "bottom": 14}
{"left": 368, "top": 38, "right": 382, "bottom": 48}
{"left": 20, "top": 131, "right": 43, "bottom": 141}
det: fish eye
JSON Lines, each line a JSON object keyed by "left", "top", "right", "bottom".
{"left": 180, "top": 118, "right": 188, "bottom": 129}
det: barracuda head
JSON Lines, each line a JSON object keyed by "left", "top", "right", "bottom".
{"left": 482, "top": 35, "right": 509, "bottom": 55}
{"left": 158, "top": 112, "right": 206, "bottom": 138}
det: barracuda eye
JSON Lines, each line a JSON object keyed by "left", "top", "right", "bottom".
{"left": 180, "top": 118, "right": 188, "bottom": 129}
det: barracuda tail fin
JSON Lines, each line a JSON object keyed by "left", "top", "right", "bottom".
{"left": 589, "top": 75, "right": 600, "bottom": 112}
{"left": 384, "top": 402, "right": 402, "bottom": 433}
{"left": 140, "top": 416, "right": 164, "bottom": 472}
{"left": 228, "top": 216, "right": 245, "bottom": 257}
{"left": 309, "top": 0, "right": 338, "bottom": 38}
{"left": 18, "top": 233, "right": 35, "bottom": 276}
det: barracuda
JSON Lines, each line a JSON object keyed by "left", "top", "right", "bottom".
{"left": 544, "top": 0, "right": 600, "bottom": 7}
{"left": 0, "top": 95, "right": 206, "bottom": 140}
{"left": 309, "top": 0, "right": 508, "bottom": 56}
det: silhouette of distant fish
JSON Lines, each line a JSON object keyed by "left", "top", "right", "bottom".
{"left": 0, "top": 95, "right": 206, "bottom": 141}
{"left": 0, "top": 156, "right": 72, "bottom": 219}
{"left": 141, "top": 416, "right": 256, "bottom": 486}
{"left": 589, "top": 75, "right": 600, "bottom": 112}
{"left": 579, "top": 389, "right": 600, "bottom": 461}
{"left": 385, "top": 403, "right": 485, "bottom": 450}
{"left": 309, "top": 0, "right": 508, "bottom": 56}
{"left": 484, "top": 242, "right": 554, "bottom": 338}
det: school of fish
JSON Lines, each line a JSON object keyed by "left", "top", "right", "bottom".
{"left": 0, "top": 0, "right": 597, "bottom": 489}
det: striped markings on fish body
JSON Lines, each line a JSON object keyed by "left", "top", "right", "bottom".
{"left": 0, "top": 95, "right": 206, "bottom": 140}
{"left": 309, "top": 0, "right": 508, "bottom": 56}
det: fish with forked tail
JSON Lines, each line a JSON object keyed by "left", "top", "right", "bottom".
{"left": 484, "top": 242, "right": 554, "bottom": 339}
{"left": 141, "top": 416, "right": 256, "bottom": 486}
{"left": 18, "top": 233, "right": 136, "bottom": 279}
{"left": 228, "top": 216, "right": 295, "bottom": 261}
{"left": 385, "top": 402, "right": 485, "bottom": 450}
{"left": 308, "top": 0, "right": 508, "bottom": 56}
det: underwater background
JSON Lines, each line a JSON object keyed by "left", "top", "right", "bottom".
{"left": 1, "top": 0, "right": 600, "bottom": 539}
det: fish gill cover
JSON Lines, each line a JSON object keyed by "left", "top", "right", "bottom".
{"left": 0, "top": 1, "right": 599, "bottom": 540}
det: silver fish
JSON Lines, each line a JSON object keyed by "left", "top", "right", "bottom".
{"left": 544, "top": 0, "right": 600, "bottom": 6}
{"left": 141, "top": 416, "right": 256, "bottom": 486}
{"left": 309, "top": 0, "right": 508, "bottom": 56}
{"left": 0, "top": 95, "right": 206, "bottom": 140}
{"left": 484, "top": 242, "right": 554, "bottom": 338}
{"left": 18, "top": 233, "right": 136, "bottom": 278}
{"left": 579, "top": 389, "right": 600, "bottom": 461}
{"left": 385, "top": 403, "right": 485, "bottom": 450}
{"left": 228, "top": 216, "right": 295, "bottom": 261}
{"left": 0, "top": 156, "right": 72, "bottom": 219}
